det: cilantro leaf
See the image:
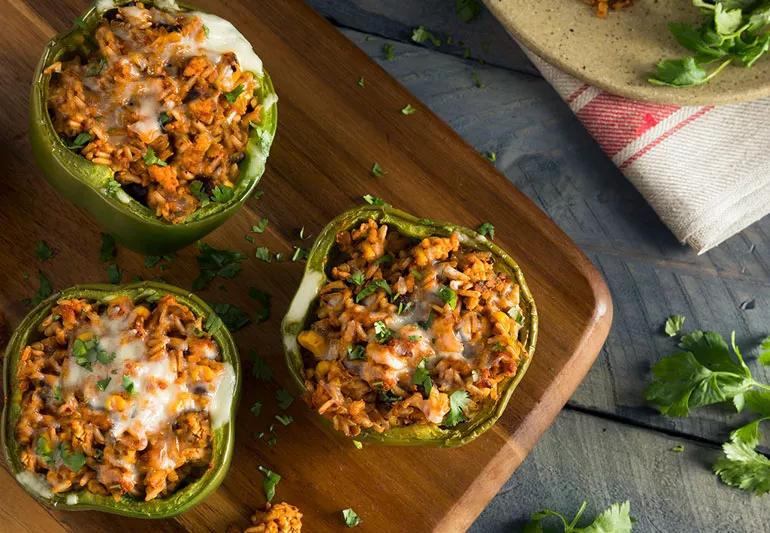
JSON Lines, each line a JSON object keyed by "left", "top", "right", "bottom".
{"left": 190, "top": 181, "right": 210, "bottom": 207}
{"left": 35, "top": 241, "right": 54, "bottom": 262}
{"left": 456, "top": 0, "right": 482, "bottom": 23}
{"left": 383, "top": 43, "right": 395, "bottom": 61}
{"left": 342, "top": 508, "right": 361, "bottom": 527}
{"left": 347, "top": 345, "right": 366, "bottom": 360}
{"left": 443, "top": 390, "right": 469, "bottom": 427}
{"left": 348, "top": 271, "right": 365, "bottom": 286}
{"left": 142, "top": 146, "right": 168, "bottom": 166}
{"left": 67, "top": 132, "right": 92, "bottom": 150}
{"left": 60, "top": 444, "right": 87, "bottom": 472}
{"left": 250, "top": 350, "right": 273, "bottom": 382}
{"left": 411, "top": 26, "right": 441, "bottom": 46}
{"left": 258, "top": 466, "right": 281, "bottom": 502}
{"left": 437, "top": 285, "right": 457, "bottom": 309}
{"left": 357, "top": 76, "right": 365, "bottom": 87}
{"left": 255, "top": 246, "right": 271, "bottom": 262}
{"left": 523, "top": 500, "right": 632, "bottom": 533}
{"left": 373, "top": 321, "right": 393, "bottom": 343}
{"left": 362, "top": 194, "right": 389, "bottom": 206}
{"left": 276, "top": 388, "right": 294, "bottom": 410}
{"left": 356, "top": 279, "right": 392, "bottom": 303}
{"left": 99, "top": 233, "right": 116, "bottom": 262}
{"left": 250, "top": 400, "right": 262, "bottom": 417}
{"left": 400, "top": 104, "right": 417, "bottom": 115}
{"left": 477, "top": 222, "right": 495, "bottom": 239}
{"left": 714, "top": 436, "right": 770, "bottom": 495}
{"left": 211, "top": 185, "right": 234, "bottom": 203}
{"left": 275, "top": 414, "right": 293, "bottom": 426}
{"left": 107, "top": 263, "right": 121, "bottom": 284}
{"left": 664, "top": 314, "right": 686, "bottom": 337}
{"left": 122, "top": 375, "right": 135, "bottom": 394}
{"left": 291, "top": 246, "right": 308, "bottom": 262}
{"left": 211, "top": 303, "right": 251, "bottom": 332}
{"left": 193, "top": 242, "right": 245, "bottom": 290}
{"left": 97, "top": 377, "right": 111, "bottom": 391}
{"left": 758, "top": 335, "right": 770, "bottom": 365}
{"left": 252, "top": 217, "right": 269, "bottom": 233}
{"left": 224, "top": 84, "right": 245, "bottom": 103}
{"left": 645, "top": 330, "right": 755, "bottom": 416}
{"left": 412, "top": 358, "right": 433, "bottom": 396}
{"left": 249, "top": 287, "right": 271, "bottom": 324}
{"left": 30, "top": 270, "right": 53, "bottom": 306}
{"left": 371, "top": 162, "right": 385, "bottom": 176}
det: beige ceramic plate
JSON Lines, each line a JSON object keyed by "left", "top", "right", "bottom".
{"left": 483, "top": 0, "right": 770, "bottom": 105}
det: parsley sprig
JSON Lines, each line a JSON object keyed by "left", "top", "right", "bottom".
{"left": 646, "top": 322, "right": 770, "bottom": 494}
{"left": 649, "top": 1, "right": 770, "bottom": 87}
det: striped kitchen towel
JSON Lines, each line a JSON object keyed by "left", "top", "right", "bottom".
{"left": 528, "top": 53, "right": 770, "bottom": 254}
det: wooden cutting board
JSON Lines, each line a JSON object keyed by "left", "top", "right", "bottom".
{"left": 0, "top": 0, "right": 612, "bottom": 531}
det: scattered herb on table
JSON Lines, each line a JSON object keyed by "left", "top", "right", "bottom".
{"left": 30, "top": 271, "right": 53, "bottom": 306}
{"left": 411, "top": 26, "right": 442, "bottom": 46}
{"left": 251, "top": 350, "right": 273, "bottom": 382}
{"left": 276, "top": 388, "right": 294, "bottom": 410}
{"left": 258, "top": 466, "right": 281, "bottom": 502}
{"left": 255, "top": 246, "right": 272, "bottom": 262}
{"left": 371, "top": 162, "right": 385, "bottom": 177}
{"left": 477, "top": 222, "right": 495, "bottom": 239}
{"left": 362, "top": 194, "right": 389, "bottom": 206}
{"left": 35, "top": 241, "right": 54, "bottom": 262}
{"left": 291, "top": 246, "right": 308, "bottom": 262}
{"left": 250, "top": 400, "right": 262, "bottom": 417}
{"left": 275, "top": 414, "right": 293, "bottom": 426}
{"left": 211, "top": 303, "right": 251, "bottom": 332}
{"left": 664, "top": 314, "right": 685, "bottom": 337}
{"left": 249, "top": 287, "right": 271, "bottom": 324}
{"left": 357, "top": 76, "right": 365, "bottom": 87}
{"left": 99, "top": 233, "right": 116, "bottom": 262}
{"left": 383, "top": 43, "right": 395, "bottom": 61}
{"left": 400, "top": 104, "right": 416, "bottom": 115}
{"left": 107, "top": 263, "right": 121, "bottom": 284}
{"left": 649, "top": 1, "right": 770, "bottom": 87}
{"left": 672, "top": 444, "right": 685, "bottom": 453}
{"left": 252, "top": 217, "right": 269, "bottom": 233}
{"left": 484, "top": 151, "right": 497, "bottom": 162}
{"left": 646, "top": 325, "right": 770, "bottom": 494}
{"left": 193, "top": 242, "right": 245, "bottom": 290}
{"left": 523, "top": 500, "right": 632, "bottom": 533}
{"left": 456, "top": 0, "right": 482, "bottom": 23}
{"left": 342, "top": 508, "right": 362, "bottom": 527}
{"left": 471, "top": 70, "right": 484, "bottom": 88}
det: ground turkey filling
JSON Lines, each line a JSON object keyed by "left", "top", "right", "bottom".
{"left": 298, "top": 219, "right": 529, "bottom": 437}
{"left": 14, "top": 294, "right": 227, "bottom": 501}
{"left": 46, "top": 3, "right": 262, "bottom": 222}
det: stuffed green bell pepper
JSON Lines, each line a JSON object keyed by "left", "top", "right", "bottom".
{"left": 282, "top": 205, "right": 537, "bottom": 447}
{"left": 29, "top": 0, "right": 278, "bottom": 255}
{"left": 1, "top": 281, "right": 240, "bottom": 517}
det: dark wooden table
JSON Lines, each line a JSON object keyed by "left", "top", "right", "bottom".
{"left": 307, "top": 1, "right": 770, "bottom": 531}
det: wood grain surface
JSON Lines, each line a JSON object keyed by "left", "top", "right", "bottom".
{"left": 304, "top": 2, "right": 770, "bottom": 531}
{"left": 0, "top": 0, "right": 611, "bottom": 531}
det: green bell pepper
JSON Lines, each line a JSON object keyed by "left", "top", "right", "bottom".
{"left": 29, "top": 1, "right": 278, "bottom": 255}
{"left": 281, "top": 205, "right": 538, "bottom": 447}
{"left": 1, "top": 281, "right": 241, "bottom": 518}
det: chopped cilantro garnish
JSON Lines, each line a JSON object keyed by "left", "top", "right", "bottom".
{"left": 53, "top": 385, "right": 62, "bottom": 402}
{"left": 122, "top": 375, "right": 135, "bottom": 395}
{"left": 408, "top": 335, "right": 421, "bottom": 342}
{"left": 99, "top": 233, "right": 116, "bottom": 262}
{"left": 276, "top": 388, "right": 294, "bottom": 410}
{"left": 437, "top": 285, "right": 458, "bottom": 309}
{"left": 477, "top": 222, "right": 495, "bottom": 239}
{"left": 60, "top": 444, "right": 86, "bottom": 472}
{"left": 371, "top": 162, "right": 385, "bottom": 177}
{"left": 85, "top": 58, "right": 107, "bottom": 76}
{"left": 258, "top": 465, "right": 281, "bottom": 502}
{"left": 664, "top": 314, "right": 686, "bottom": 337}
{"left": 211, "top": 303, "right": 251, "bottom": 332}
{"left": 357, "top": 76, "right": 365, "bottom": 87}
{"left": 507, "top": 306, "right": 525, "bottom": 325}
{"left": 107, "top": 263, "right": 121, "bottom": 284}
{"left": 373, "top": 321, "right": 393, "bottom": 343}
{"left": 211, "top": 185, "right": 234, "bottom": 203}
{"left": 411, "top": 26, "right": 441, "bottom": 46}
{"left": 342, "top": 508, "right": 362, "bottom": 527}
{"left": 68, "top": 132, "right": 92, "bottom": 150}
{"left": 189, "top": 181, "right": 210, "bottom": 207}
{"left": 400, "top": 104, "right": 416, "bottom": 115}
{"left": 456, "top": 0, "right": 482, "bottom": 22}
{"left": 275, "top": 414, "right": 293, "bottom": 426}
{"left": 352, "top": 440, "right": 363, "bottom": 450}
{"left": 355, "top": 279, "right": 392, "bottom": 303}
{"left": 159, "top": 111, "right": 171, "bottom": 125}
{"left": 250, "top": 350, "right": 273, "bottom": 381}
{"left": 397, "top": 300, "right": 413, "bottom": 315}
{"left": 224, "top": 84, "right": 245, "bottom": 103}
{"left": 347, "top": 345, "right": 366, "bottom": 360}
{"left": 97, "top": 377, "right": 111, "bottom": 391}
{"left": 362, "top": 194, "right": 388, "bottom": 206}
{"left": 250, "top": 400, "right": 262, "bottom": 417}
{"left": 142, "top": 146, "right": 167, "bottom": 167}
{"left": 35, "top": 241, "right": 54, "bottom": 262}
{"left": 252, "top": 217, "right": 269, "bottom": 233}
{"left": 249, "top": 287, "right": 272, "bottom": 324}
{"left": 484, "top": 151, "right": 496, "bottom": 162}
{"left": 471, "top": 70, "right": 484, "bottom": 88}
{"left": 349, "top": 271, "right": 365, "bottom": 286}
{"left": 291, "top": 246, "right": 308, "bottom": 262}
{"left": 444, "top": 390, "right": 470, "bottom": 427}
{"left": 255, "top": 246, "right": 272, "bottom": 262}
{"left": 383, "top": 43, "right": 395, "bottom": 61}
{"left": 412, "top": 358, "right": 433, "bottom": 396}
{"left": 192, "top": 242, "right": 245, "bottom": 290}
{"left": 203, "top": 312, "right": 224, "bottom": 335}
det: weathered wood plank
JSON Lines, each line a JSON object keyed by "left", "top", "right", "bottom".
{"left": 470, "top": 408, "right": 770, "bottom": 532}
{"left": 336, "top": 26, "right": 770, "bottom": 445}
